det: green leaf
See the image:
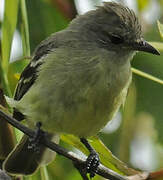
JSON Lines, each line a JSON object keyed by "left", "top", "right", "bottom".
{"left": 9, "top": 58, "right": 29, "bottom": 74}
{"left": 1, "top": 0, "right": 19, "bottom": 72}
{"left": 26, "top": 0, "right": 69, "bottom": 51}
{"left": 61, "top": 135, "right": 138, "bottom": 176}
{"left": 8, "top": 58, "right": 30, "bottom": 94}
{"left": 157, "top": 21, "right": 163, "bottom": 40}
{"left": 0, "top": 57, "right": 11, "bottom": 96}
{"left": 0, "top": 0, "right": 20, "bottom": 96}
{"left": 89, "top": 137, "right": 139, "bottom": 175}
{"left": 20, "top": 0, "right": 30, "bottom": 57}
{"left": 149, "top": 42, "right": 163, "bottom": 51}
{"left": 137, "top": 0, "right": 149, "bottom": 11}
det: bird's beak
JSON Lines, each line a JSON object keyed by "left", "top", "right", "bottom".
{"left": 133, "top": 40, "right": 160, "bottom": 55}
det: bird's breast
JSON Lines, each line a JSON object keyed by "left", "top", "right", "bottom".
{"left": 19, "top": 54, "right": 132, "bottom": 137}
{"left": 44, "top": 61, "right": 131, "bottom": 137}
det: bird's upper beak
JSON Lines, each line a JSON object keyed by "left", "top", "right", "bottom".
{"left": 133, "top": 39, "right": 160, "bottom": 55}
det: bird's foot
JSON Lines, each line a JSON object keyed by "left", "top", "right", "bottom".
{"left": 86, "top": 151, "right": 100, "bottom": 178}
{"left": 28, "top": 122, "right": 45, "bottom": 152}
{"left": 80, "top": 138, "right": 100, "bottom": 178}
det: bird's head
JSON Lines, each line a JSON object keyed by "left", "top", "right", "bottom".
{"left": 69, "top": 2, "right": 160, "bottom": 55}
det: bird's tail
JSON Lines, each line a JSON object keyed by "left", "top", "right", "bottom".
{"left": 3, "top": 134, "right": 60, "bottom": 175}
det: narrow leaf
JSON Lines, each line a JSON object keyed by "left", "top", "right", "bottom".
{"left": 61, "top": 135, "right": 138, "bottom": 175}
{"left": 157, "top": 20, "right": 163, "bottom": 40}
{"left": 149, "top": 42, "right": 163, "bottom": 51}
{"left": 1, "top": 0, "right": 19, "bottom": 72}
{"left": 89, "top": 137, "right": 139, "bottom": 176}
{"left": 0, "top": 59, "right": 11, "bottom": 96}
{"left": 20, "top": 0, "right": 30, "bottom": 57}
{"left": 131, "top": 67, "right": 163, "bottom": 85}
{"left": 8, "top": 58, "right": 29, "bottom": 94}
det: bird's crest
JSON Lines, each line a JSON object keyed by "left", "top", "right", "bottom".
{"left": 100, "top": 2, "right": 142, "bottom": 40}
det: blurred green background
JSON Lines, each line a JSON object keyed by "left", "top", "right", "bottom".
{"left": 0, "top": 0, "right": 163, "bottom": 179}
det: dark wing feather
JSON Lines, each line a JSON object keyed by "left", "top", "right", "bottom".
{"left": 13, "top": 37, "right": 57, "bottom": 121}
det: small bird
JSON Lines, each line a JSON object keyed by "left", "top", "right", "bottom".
{"left": 3, "top": 2, "right": 159, "bottom": 178}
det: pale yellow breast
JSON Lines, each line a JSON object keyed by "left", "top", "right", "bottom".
{"left": 16, "top": 49, "right": 132, "bottom": 137}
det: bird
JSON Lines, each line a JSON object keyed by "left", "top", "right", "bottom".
{"left": 3, "top": 2, "right": 160, "bottom": 178}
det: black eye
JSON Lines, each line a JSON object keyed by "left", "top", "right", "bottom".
{"left": 109, "top": 35, "right": 124, "bottom": 44}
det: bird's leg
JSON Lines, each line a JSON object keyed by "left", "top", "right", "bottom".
{"left": 28, "top": 122, "right": 45, "bottom": 152}
{"left": 73, "top": 161, "right": 89, "bottom": 180}
{"left": 80, "top": 138, "right": 100, "bottom": 178}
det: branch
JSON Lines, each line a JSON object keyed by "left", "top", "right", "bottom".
{"left": 0, "top": 109, "right": 149, "bottom": 180}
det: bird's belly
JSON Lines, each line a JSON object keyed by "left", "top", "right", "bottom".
{"left": 33, "top": 82, "right": 129, "bottom": 137}
{"left": 20, "top": 63, "right": 131, "bottom": 137}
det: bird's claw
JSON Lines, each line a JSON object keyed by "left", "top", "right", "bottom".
{"left": 28, "top": 122, "right": 44, "bottom": 152}
{"left": 86, "top": 151, "right": 100, "bottom": 178}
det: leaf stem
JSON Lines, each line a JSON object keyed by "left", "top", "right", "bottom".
{"left": 131, "top": 67, "right": 163, "bottom": 85}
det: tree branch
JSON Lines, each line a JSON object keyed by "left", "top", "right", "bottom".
{"left": 0, "top": 109, "right": 149, "bottom": 180}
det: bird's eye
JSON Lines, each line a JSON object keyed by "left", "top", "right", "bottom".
{"left": 109, "top": 35, "right": 124, "bottom": 44}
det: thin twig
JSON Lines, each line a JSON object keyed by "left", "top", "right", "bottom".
{"left": 0, "top": 109, "right": 149, "bottom": 180}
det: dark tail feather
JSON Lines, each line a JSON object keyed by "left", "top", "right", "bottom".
{"left": 3, "top": 134, "right": 59, "bottom": 175}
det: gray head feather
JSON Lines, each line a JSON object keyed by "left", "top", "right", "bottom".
{"left": 69, "top": 2, "right": 142, "bottom": 48}
{"left": 102, "top": 2, "right": 142, "bottom": 40}
{"left": 68, "top": 2, "right": 159, "bottom": 55}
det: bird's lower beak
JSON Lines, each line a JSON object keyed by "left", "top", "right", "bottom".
{"left": 133, "top": 40, "right": 160, "bottom": 55}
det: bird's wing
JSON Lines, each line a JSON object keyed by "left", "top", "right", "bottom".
{"left": 13, "top": 36, "right": 57, "bottom": 120}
